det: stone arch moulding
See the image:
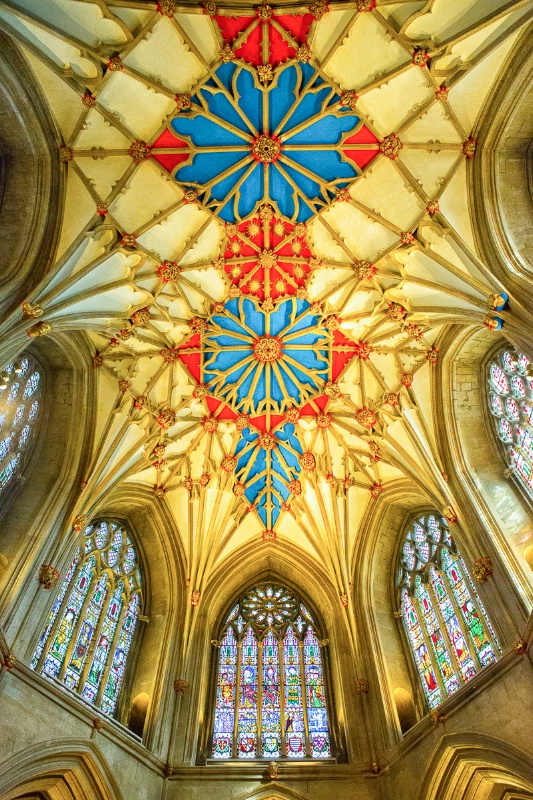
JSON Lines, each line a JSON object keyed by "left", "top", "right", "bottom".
{"left": 472, "top": 21, "right": 533, "bottom": 294}
{"left": 0, "top": 31, "right": 63, "bottom": 318}
{"left": 418, "top": 733, "right": 533, "bottom": 800}
{"left": 0, "top": 332, "right": 96, "bottom": 646}
{"left": 0, "top": 740, "right": 124, "bottom": 800}
{"left": 91, "top": 484, "right": 187, "bottom": 753}
{"left": 185, "top": 545, "right": 351, "bottom": 766}
{"left": 353, "top": 484, "right": 435, "bottom": 747}
{"left": 440, "top": 323, "right": 533, "bottom": 614}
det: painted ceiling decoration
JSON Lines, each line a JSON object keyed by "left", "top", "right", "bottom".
{"left": 1, "top": 0, "right": 532, "bottom": 665}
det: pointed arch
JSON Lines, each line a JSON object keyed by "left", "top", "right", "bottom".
{"left": 398, "top": 513, "right": 501, "bottom": 709}
{"left": 212, "top": 582, "right": 331, "bottom": 760}
{"left": 0, "top": 740, "right": 123, "bottom": 800}
{"left": 31, "top": 518, "right": 143, "bottom": 716}
{"left": 418, "top": 734, "right": 533, "bottom": 800}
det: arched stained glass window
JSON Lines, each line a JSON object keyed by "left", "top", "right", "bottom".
{"left": 398, "top": 514, "right": 500, "bottom": 709}
{"left": 0, "top": 356, "right": 42, "bottom": 493}
{"left": 488, "top": 349, "right": 533, "bottom": 495}
{"left": 31, "top": 519, "right": 142, "bottom": 716}
{"left": 212, "top": 584, "right": 330, "bottom": 760}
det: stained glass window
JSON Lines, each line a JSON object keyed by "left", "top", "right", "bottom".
{"left": 212, "top": 584, "right": 331, "bottom": 760}
{"left": 0, "top": 356, "right": 42, "bottom": 494}
{"left": 398, "top": 515, "right": 500, "bottom": 710}
{"left": 31, "top": 518, "right": 142, "bottom": 717}
{"left": 488, "top": 349, "right": 533, "bottom": 496}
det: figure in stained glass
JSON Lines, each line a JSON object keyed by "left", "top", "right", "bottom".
{"left": 399, "top": 515, "right": 500, "bottom": 709}
{"left": 32, "top": 519, "right": 142, "bottom": 718}
{"left": 212, "top": 584, "right": 330, "bottom": 759}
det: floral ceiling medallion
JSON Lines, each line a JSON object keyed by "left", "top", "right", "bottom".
{"left": 152, "top": 63, "right": 379, "bottom": 222}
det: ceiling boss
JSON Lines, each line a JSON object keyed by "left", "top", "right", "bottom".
{"left": 76, "top": 0, "right": 467, "bottom": 538}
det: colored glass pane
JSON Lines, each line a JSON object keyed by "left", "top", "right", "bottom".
{"left": 505, "top": 397, "right": 520, "bottom": 421}
{"left": 303, "top": 627, "right": 330, "bottom": 757}
{"left": 237, "top": 627, "right": 258, "bottom": 758}
{"left": 489, "top": 350, "right": 533, "bottom": 498}
{"left": 501, "top": 351, "right": 515, "bottom": 372}
{"left": 213, "top": 626, "right": 238, "bottom": 758}
{"left": 213, "top": 584, "right": 330, "bottom": 759}
{"left": 31, "top": 552, "right": 79, "bottom": 668}
{"left": 415, "top": 579, "right": 460, "bottom": 695}
{"left": 442, "top": 552, "right": 498, "bottom": 667}
{"left": 490, "top": 394, "right": 504, "bottom": 416}
{"left": 23, "top": 372, "right": 40, "bottom": 398}
{"left": 32, "top": 519, "right": 142, "bottom": 717}
{"left": 400, "top": 515, "right": 499, "bottom": 708}
{"left": 489, "top": 363, "right": 508, "bottom": 394}
{"left": 283, "top": 626, "right": 305, "bottom": 758}
{"left": 0, "top": 357, "right": 42, "bottom": 493}
{"left": 401, "top": 590, "right": 441, "bottom": 709}
{"left": 261, "top": 630, "right": 281, "bottom": 758}
{"left": 101, "top": 593, "right": 139, "bottom": 715}
{"left": 429, "top": 567, "right": 476, "bottom": 682}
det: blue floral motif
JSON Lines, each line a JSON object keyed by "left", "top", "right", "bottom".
{"left": 172, "top": 63, "right": 361, "bottom": 222}
{"left": 203, "top": 297, "right": 330, "bottom": 416}
{"left": 235, "top": 423, "right": 303, "bottom": 528}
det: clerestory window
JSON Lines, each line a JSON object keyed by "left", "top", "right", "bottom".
{"left": 0, "top": 356, "right": 42, "bottom": 494}
{"left": 487, "top": 348, "right": 533, "bottom": 496}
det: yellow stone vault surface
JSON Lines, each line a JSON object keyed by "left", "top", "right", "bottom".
{"left": 0, "top": 0, "right": 532, "bottom": 615}
{"left": 0, "top": 0, "right": 533, "bottom": 793}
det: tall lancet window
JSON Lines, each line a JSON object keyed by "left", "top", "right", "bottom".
{"left": 399, "top": 514, "right": 501, "bottom": 709}
{"left": 487, "top": 349, "right": 533, "bottom": 496}
{"left": 0, "top": 356, "right": 42, "bottom": 493}
{"left": 212, "top": 584, "right": 330, "bottom": 760}
{"left": 31, "top": 519, "right": 142, "bottom": 716}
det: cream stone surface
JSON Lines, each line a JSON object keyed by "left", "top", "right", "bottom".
{"left": 0, "top": 2, "right": 533, "bottom": 799}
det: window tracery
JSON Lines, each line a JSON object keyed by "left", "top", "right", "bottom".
{"left": 212, "top": 584, "right": 330, "bottom": 760}
{"left": 399, "top": 515, "right": 500, "bottom": 709}
{"left": 0, "top": 357, "right": 42, "bottom": 493}
{"left": 488, "top": 349, "right": 533, "bottom": 495}
{"left": 31, "top": 519, "right": 142, "bottom": 716}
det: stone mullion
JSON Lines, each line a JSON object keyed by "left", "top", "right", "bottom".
{"left": 278, "top": 639, "right": 286, "bottom": 758}
{"left": 57, "top": 575, "right": 102, "bottom": 682}
{"left": 257, "top": 641, "right": 263, "bottom": 757}
{"left": 425, "top": 578, "right": 470, "bottom": 685}
{"left": 35, "top": 560, "right": 84, "bottom": 673}
{"left": 412, "top": 594, "right": 448, "bottom": 701}
{"left": 441, "top": 566, "right": 484, "bottom": 672}
{"left": 232, "top": 642, "right": 243, "bottom": 759}
{"left": 298, "top": 641, "right": 311, "bottom": 758}
{"left": 94, "top": 600, "right": 129, "bottom": 707}
{"left": 76, "top": 586, "right": 117, "bottom": 697}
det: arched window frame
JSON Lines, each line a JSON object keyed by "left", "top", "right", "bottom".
{"left": 397, "top": 513, "right": 501, "bottom": 711}
{"left": 486, "top": 347, "right": 533, "bottom": 501}
{"left": 209, "top": 583, "right": 333, "bottom": 762}
{"left": 0, "top": 352, "right": 44, "bottom": 504}
{"left": 30, "top": 517, "right": 144, "bottom": 719}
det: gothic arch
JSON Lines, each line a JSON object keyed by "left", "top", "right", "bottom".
{"left": 0, "top": 740, "right": 123, "bottom": 800}
{"left": 439, "top": 323, "right": 533, "bottom": 617}
{"left": 0, "top": 32, "right": 63, "bottom": 318}
{"left": 24, "top": 483, "right": 185, "bottom": 754}
{"left": 175, "top": 544, "right": 353, "bottom": 766}
{"left": 0, "top": 333, "right": 95, "bottom": 645}
{"left": 472, "top": 21, "right": 533, "bottom": 292}
{"left": 418, "top": 734, "right": 533, "bottom": 800}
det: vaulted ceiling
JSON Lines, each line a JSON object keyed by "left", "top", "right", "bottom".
{"left": 2, "top": 0, "right": 531, "bottom": 620}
